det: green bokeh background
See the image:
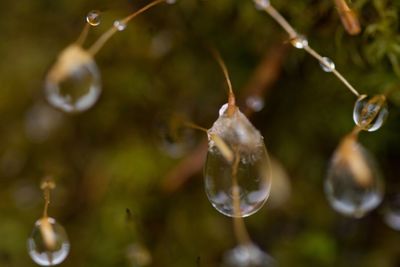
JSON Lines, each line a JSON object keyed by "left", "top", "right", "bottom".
{"left": 1, "top": 0, "right": 400, "bottom": 266}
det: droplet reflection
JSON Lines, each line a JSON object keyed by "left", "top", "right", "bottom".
{"left": 27, "top": 217, "right": 70, "bottom": 266}
{"left": 324, "top": 134, "right": 384, "bottom": 218}
{"left": 45, "top": 45, "right": 101, "bottom": 113}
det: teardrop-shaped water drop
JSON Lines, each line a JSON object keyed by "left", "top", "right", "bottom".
{"left": 324, "top": 134, "right": 384, "bottom": 218}
{"left": 45, "top": 45, "right": 101, "bottom": 113}
{"left": 223, "top": 244, "right": 277, "bottom": 267}
{"left": 204, "top": 104, "right": 271, "bottom": 218}
{"left": 353, "top": 94, "right": 388, "bottom": 132}
{"left": 27, "top": 217, "right": 70, "bottom": 266}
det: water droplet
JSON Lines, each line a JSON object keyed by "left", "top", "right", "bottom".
{"left": 253, "top": 0, "right": 270, "bottom": 9}
{"left": 45, "top": 45, "right": 101, "bottom": 113}
{"left": 324, "top": 134, "right": 384, "bottom": 218}
{"left": 246, "top": 96, "right": 264, "bottom": 112}
{"left": 165, "top": 0, "right": 177, "bottom": 4}
{"left": 384, "top": 195, "right": 400, "bottom": 231}
{"left": 86, "top": 10, "right": 101, "bottom": 26}
{"left": 319, "top": 57, "right": 335, "bottom": 72}
{"left": 204, "top": 104, "right": 272, "bottom": 217}
{"left": 27, "top": 217, "right": 70, "bottom": 266}
{"left": 290, "top": 35, "right": 308, "bottom": 49}
{"left": 223, "top": 244, "right": 276, "bottom": 267}
{"left": 114, "top": 20, "right": 127, "bottom": 31}
{"left": 353, "top": 94, "right": 388, "bottom": 132}
{"left": 126, "top": 243, "right": 152, "bottom": 266}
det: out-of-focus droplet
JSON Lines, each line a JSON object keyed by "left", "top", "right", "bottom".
{"left": 126, "top": 243, "right": 152, "bottom": 266}
{"left": 204, "top": 104, "right": 271, "bottom": 218}
{"left": 165, "top": 0, "right": 177, "bottom": 4}
{"left": 290, "top": 35, "right": 308, "bottom": 49}
{"left": 86, "top": 10, "right": 101, "bottom": 26}
{"left": 150, "top": 31, "right": 173, "bottom": 58}
{"left": 324, "top": 134, "right": 384, "bottom": 218}
{"left": 253, "top": 0, "right": 270, "bottom": 10}
{"left": 114, "top": 20, "right": 127, "bottom": 31}
{"left": 45, "top": 45, "right": 101, "bottom": 113}
{"left": 27, "top": 217, "right": 70, "bottom": 266}
{"left": 268, "top": 157, "right": 291, "bottom": 208}
{"left": 155, "top": 112, "right": 197, "bottom": 158}
{"left": 246, "top": 96, "right": 264, "bottom": 112}
{"left": 223, "top": 244, "right": 276, "bottom": 267}
{"left": 353, "top": 94, "right": 388, "bottom": 132}
{"left": 384, "top": 195, "right": 400, "bottom": 231}
{"left": 25, "top": 103, "right": 63, "bottom": 143}
{"left": 319, "top": 57, "right": 335, "bottom": 72}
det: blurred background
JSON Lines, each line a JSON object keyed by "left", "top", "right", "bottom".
{"left": 2, "top": 0, "right": 400, "bottom": 266}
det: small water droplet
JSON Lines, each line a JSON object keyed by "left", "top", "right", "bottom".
{"left": 114, "top": 20, "right": 127, "bottom": 31}
{"left": 126, "top": 243, "right": 152, "bottom": 266}
{"left": 165, "top": 0, "right": 177, "bottom": 4}
{"left": 253, "top": 0, "right": 270, "bottom": 9}
{"left": 45, "top": 45, "right": 101, "bottom": 113}
{"left": 290, "top": 35, "right": 308, "bottom": 49}
{"left": 319, "top": 57, "right": 335, "bottom": 72}
{"left": 86, "top": 10, "right": 101, "bottom": 26}
{"left": 27, "top": 217, "right": 70, "bottom": 266}
{"left": 324, "top": 134, "right": 384, "bottom": 218}
{"left": 353, "top": 94, "right": 388, "bottom": 132}
{"left": 205, "top": 104, "right": 271, "bottom": 217}
{"left": 246, "top": 96, "right": 265, "bottom": 112}
{"left": 223, "top": 244, "right": 277, "bottom": 267}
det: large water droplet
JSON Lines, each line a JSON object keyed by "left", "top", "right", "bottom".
{"left": 324, "top": 134, "right": 384, "bottom": 218}
{"left": 45, "top": 45, "right": 101, "bottom": 113}
{"left": 204, "top": 104, "right": 271, "bottom": 218}
{"left": 86, "top": 10, "right": 101, "bottom": 26}
{"left": 27, "top": 217, "right": 70, "bottom": 266}
{"left": 353, "top": 94, "right": 388, "bottom": 132}
{"left": 223, "top": 244, "right": 276, "bottom": 267}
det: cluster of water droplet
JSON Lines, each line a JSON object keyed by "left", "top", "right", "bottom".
{"left": 324, "top": 134, "right": 384, "bottom": 218}
{"left": 353, "top": 94, "right": 388, "bottom": 132}
{"left": 204, "top": 104, "right": 271, "bottom": 217}
{"left": 27, "top": 217, "right": 70, "bottom": 266}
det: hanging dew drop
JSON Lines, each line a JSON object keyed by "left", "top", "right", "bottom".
{"left": 86, "top": 10, "right": 101, "bottom": 26}
{"left": 353, "top": 94, "right": 388, "bottom": 132}
{"left": 324, "top": 134, "right": 384, "bottom": 218}
{"left": 27, "top": 217, "right": 70, "bottom": 266}
{"left": 204, "top": 104, "right": 272, "bottom": 218}
{"left": 45, "top": 45, "right": 101, "bottom": 113}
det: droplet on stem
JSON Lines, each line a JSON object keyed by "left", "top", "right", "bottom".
{"left": 290, "top": 35, "right": 308, "bottom": 49}
{"left": 114, "top": 20, "right": 127, "bottom": 31}
{"left": 353, "top": 94, "right": 388, "bottom": 132}
{"left": 324, "top": 134, "right": 384, "bottom": 218}
{"left": 27, "top": 217, "right": 70, "bottom": 266}
{"left": 319, "top": 57, "right": 335, "bottom": 72}
{"left": 45, "top": 45, "right": 101, "bottom": 113}
{"left": 204, "top": 104, "right": 272, "bottom": 218}
{"left": 223, "top": 244, "right": 276, "bottom": 267}
{"left": 86, "top": 10, "right": 101, "bottom": 26}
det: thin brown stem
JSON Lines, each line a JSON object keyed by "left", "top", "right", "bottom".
{"left": 76, "top": 23, "right": 90, "bottom": 46}
{"left": 209, "top": 48, "right": 236, "bottom": 116}
{"left": 303, "top": 46, "right": 360, "bottom": 97}
{"left": 183, "top": 121, "right": 208, "bottom": 133}
{"left": 88, "top": 0, "right": 165, "bottom": 55}
{"left": 264, "top": 5, "right": 297, "bottom": 39}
